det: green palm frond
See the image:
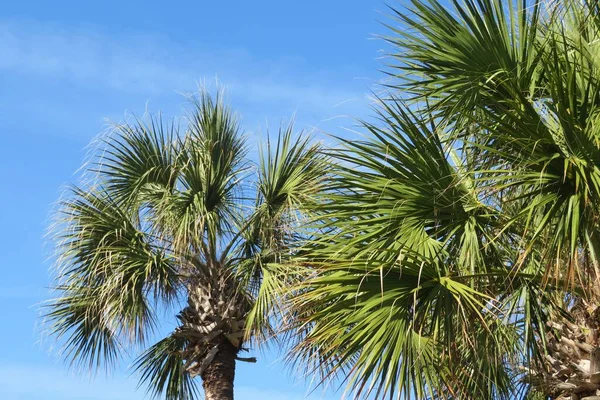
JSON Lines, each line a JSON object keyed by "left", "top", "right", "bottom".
{"left": 45, "top": 285, "right": 121, "bottom": 371}
{"left": 46, "top": 186, "right": 180, "bottom": 370}
{"left": 160, "top": 91, "right": 249, "bottom": 256}
{"left": 281, "top": 98, "right": 518, "bottom": 398}
{"left": 386, "top": 0, "right": 600, "bottom": 285}
{"left": 239, "top": 124, "right": 329, "bottom": 342}
{"left": 321, "top": 98, "right": 499, "bottom": 272}
{"left": 134, "top": 335, "right": 199, "bottom": 400}
{"left": 46, "top": 88, "right": 330, "bottom": 399}
{"left": 287, "top": 254, "right": 512, "bottom": 399}
{"left": 257, "top": 123, "right": 327, "bottom": 223}
{"left": 98, "top": 114, "right": 179, "bottom": 208}
{"left": 387, "top": 0, "right": 544, "bottom": 127}
{"left": 286, "top": 1, "right": 600, "bottom": 397}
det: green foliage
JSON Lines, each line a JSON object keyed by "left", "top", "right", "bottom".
{"left": 134, "top": 335, "right": 199, "bottom": 400}
{"left": 43, "top": 1, "right": 600, "bottom": 398}
{"left": 44, "top": 90, "right": 328, "bottom": 398}
{"left": 282, "top": 0, "right": 600, "bottom": 398}
{"left": 285, "top": 98, "right": 524, "bottom": 399}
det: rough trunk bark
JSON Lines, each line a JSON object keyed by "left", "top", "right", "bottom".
{"left": 528, "top": 300, "right": 600, "bottom": 399}
{"left": 201, "top": 340, "right": 237, "bottom": 400}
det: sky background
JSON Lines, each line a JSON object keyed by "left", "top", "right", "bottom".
{"left": 0, "top": 0, "right": 400, "bottom": 398}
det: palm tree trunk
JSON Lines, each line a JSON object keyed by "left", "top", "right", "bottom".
{"left": 201, "top": 341, "right": 237, "bottom": 400}
{"left": 529, "top": 301, "right": 600, "bottom": 399}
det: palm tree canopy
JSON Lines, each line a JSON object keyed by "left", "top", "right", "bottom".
{"left": 45, "top": 91, "right": 328, "bottom": 399}
{"left": 284, "top": 0, "right": 600, "bottom": 398}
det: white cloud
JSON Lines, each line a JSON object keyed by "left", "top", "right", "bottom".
{"left": 0, "top": 19, "right": 367, "bottom": 113}
{"left": 0, "top": 363, "right": 145, "bottom": 400}
{"left": 0, "top": 363, "right": 338, "bottom": 400}
{"left": 237, "top": 386, "right": 336, "bottom": 400}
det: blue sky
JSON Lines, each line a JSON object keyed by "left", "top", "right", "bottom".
{"left": 0, "top": 0, "right": 396, "bottom": 398}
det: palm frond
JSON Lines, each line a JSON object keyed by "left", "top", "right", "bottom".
{"left": 238, "top": 123, "right": 329, "bottom": 342}
{"left": 134, "top": 335, "right": 199, "bottom": 400}
{"left": 157, "top": 90, "right": 249, "bottom": 257}
{"left": 282, "top": 98, "right": 516, "bottom": 398}
{"left": 97, "top": 114, "right": 179, "bottom": 208}
{"left": 386, "top": 0, "right": 544, "bottom": 128}
{"left": 46, "top": 186, "right": 180, "bottom": 370}
{"left": 46, "top": 88, "right": 330, "bottom": 398}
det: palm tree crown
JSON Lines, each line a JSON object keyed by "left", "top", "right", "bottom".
{"left": 45, "top": 91, "right": 328, "bottom": 400}
{"left": 284, "top": 0, "right": 600, "bottom": 399}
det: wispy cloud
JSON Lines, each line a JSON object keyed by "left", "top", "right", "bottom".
{"left": 0, "top": 19, "right": 369, "bottom": 114}
{"left": 0, "top": 363, "right": 337, "bottom": 400}
{"left": 237, "top": 386, "right": 336, "bottom": 400}
{"left": 0, "top": 363, "right": 144, "bottom": 400}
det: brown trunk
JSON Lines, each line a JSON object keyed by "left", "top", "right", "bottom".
{"left": 201, "top": 340, "right": 237, "bottom": 400}
{"left": 528, "top": 302, "right": 600, "bottom": 399}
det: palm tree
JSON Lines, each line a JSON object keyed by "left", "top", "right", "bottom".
{"left": 282, "top": 0, "right": 600, "bottom": 399}
{"left": 45, "top": 91, "right": 328, "bottom": 400}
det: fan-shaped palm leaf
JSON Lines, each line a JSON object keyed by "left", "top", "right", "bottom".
{"left": 45, "top": 90, "right": 329, "bottom": 400}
